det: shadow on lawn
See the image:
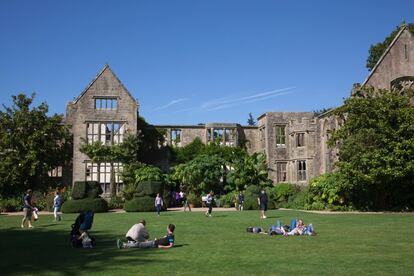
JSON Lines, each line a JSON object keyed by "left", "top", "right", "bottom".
{"left": 0, "top": 226, "right": 167, "bottom": 276}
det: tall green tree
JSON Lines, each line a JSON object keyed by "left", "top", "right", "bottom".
{"left": 171, "top": 154, "right": 225, "bottom": 195}
{"left": 227, "top": 152, "right": 272, "bottom": 191}
{"left": 247, "top": 112, "right": 256, "bottom": 126}
{"left": 329, "top": 88, "right": 414, "bottom": 210}
{"left": 0, "top": 93, "right": 72, "bottom": 197}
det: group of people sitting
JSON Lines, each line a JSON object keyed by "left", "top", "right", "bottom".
{"left": 117, "top": 219, "right": 175, "bottom": 249}
{"left": 248, "top": 218, "right": 316, "bottom": 236}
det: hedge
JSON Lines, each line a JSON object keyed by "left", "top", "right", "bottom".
{"left": 72, "top": 182, "right": 87, "bottom": 199}
{"left": 61, "top": 198, "right": 108, "bottom": 213}
{"left": 134, "top": 181, "right": 163, "bottom": 197}
{"left": 124, "top": 196, "right": 156, "bottom": 212}
{"left": 72, "top": 181, "right": 102, "bottom": 199}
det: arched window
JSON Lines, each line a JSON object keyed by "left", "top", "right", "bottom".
{"left": 390, "top": 76, "right": 414, "bottom": 93}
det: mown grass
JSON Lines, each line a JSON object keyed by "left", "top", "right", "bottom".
{"left": 0, "top": 209, "right": 413, "bottom": 275}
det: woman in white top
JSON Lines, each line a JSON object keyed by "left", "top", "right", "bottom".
{"left": 155, "top": 193, "right": 163, "bottom": 216}
{"left": 53, "top": 191, "right": 62, "bottom": 221}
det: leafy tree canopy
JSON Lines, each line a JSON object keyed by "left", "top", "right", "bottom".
{"left": 0, "top": 93, "right": 72, "bottom": 197}
{"left": 171, "top": 154, "right": 225, "bottom": 195}
{"left": 366, "top": 23, "right": 414, "bottom": 71}
{"left": 226, "top": 152, "right": 272, "bottom": 192}
{"left": 329, "top": 88, "right": 414, "bottom": 210}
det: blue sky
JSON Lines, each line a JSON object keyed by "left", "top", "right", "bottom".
{"left": 1, "top": 0, "right": 413, "bottom": 125}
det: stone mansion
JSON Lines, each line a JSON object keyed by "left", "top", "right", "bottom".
{"left": 63, "top": 25, "right": 414, "bottom": 194}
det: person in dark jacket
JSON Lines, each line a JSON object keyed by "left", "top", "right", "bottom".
{"left": 257, "top": 189, "right": 268, "bottom": 219}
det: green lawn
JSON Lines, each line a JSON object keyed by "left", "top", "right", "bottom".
{"left": 0, "top": 210, "right": 413, "bottom": 275}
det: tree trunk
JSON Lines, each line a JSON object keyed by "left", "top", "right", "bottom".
{"left": 110, "top": 162, "right": 116, "bottom": 197}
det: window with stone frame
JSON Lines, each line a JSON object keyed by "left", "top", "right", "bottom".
{"left": 85, "top": 161, "right": 123, "bottom": 194}
{"left": 296, "top": 133, "right": 305, "bottom": 147}
{"left": 276, "top": 162, "right": 287, "bottom": 182}
{"left": 213, "top": 128, "right": 224, "bottom": 143}
{"left": 207, "top": 128, "right": 236, "bottom": 146}
{"left": 171, "top": 129, "right": 182, "bottom": 146}
{"left": 94, "top": 98, "right": 117, "bottom": 110}
{"left": 224, "top": 128, "right": 236, "bottom": 146}
{"left": 275, "top": 125, "right": 286, "bottom": 148}
{"left": 86, "top": 122, "right": 125, "bottom": 145}
{"left": 48, "top": 166, "right": 63, "bottom": 177}
{"left": 297, "top": 160, "right": 307, "bottom": 181}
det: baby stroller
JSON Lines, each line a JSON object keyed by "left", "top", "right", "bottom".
{"left": 70, "top": 211, "right": 95, "bottom": 248}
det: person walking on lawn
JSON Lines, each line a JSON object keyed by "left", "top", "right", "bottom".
{"left": 258, "top": 189, "right": 268, "bottom": 219}
{"left": 205, "top": 191, "right": 214, "bottom": 217}
{"left": 155, "top": 193, "right": 163, "bottom": 216}
{"left": 21, "top": 189, "right": 34, "bottom": 228}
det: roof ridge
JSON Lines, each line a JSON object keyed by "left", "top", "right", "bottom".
{"left": 362, "top": 25, "right": 407, "bottom": 86}
{"left": 73, "top": 65, "right": 138, "bottom": 106}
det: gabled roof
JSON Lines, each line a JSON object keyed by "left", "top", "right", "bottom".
{"left": 73, "top": 64, "right": 137, "bottom": 104}
{"left": 362, "top": 25, "right": 409, "bottom": 86}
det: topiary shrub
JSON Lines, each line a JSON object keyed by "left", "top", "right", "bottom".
{"left": 72, "top": 181, "right": 87, "bottom": 199}
{"left": 86, "top": 182, "right": 103, "bottom": 199}
{"left": 71, "top": 181, "right": 102, "bottom": 199}
{"left": 134, "top": 181, "right": 163, "bottom": 197}
{"left": 124, "top": 196, "right": 155, "bottom": 212}
{"left": 61, "top": 198, "right": 108, "bottom": 213}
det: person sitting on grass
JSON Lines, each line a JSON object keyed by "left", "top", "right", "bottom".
{"left": 154, "top": 224, "right": 175, "bottom": 249}
{"left": 118, "top": 219, "right": 150, "bottom": 248}
{"left": 118, "top": 224, "right": 175, "bottom": 249}
{"left": 286, "top": 218, "right": 316, "bottom": 236}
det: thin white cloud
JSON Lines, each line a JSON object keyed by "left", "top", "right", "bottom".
{"left": 171, "top": 86, "right": 296, "bottom": 114}
{"left": 208, "top": 90, "right": 295, "bottom": 111}
{"left": 155, "top": 98, "right": 189, "bottom": 110}
{"left": 204, "top": 87, "right": 296, "bottom": 111}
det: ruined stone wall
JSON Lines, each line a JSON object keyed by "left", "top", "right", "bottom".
{"left": 365, "top": 29, "right": 414, "bottom": 89}
{"left": 314, "top": 113, "right": 340, "bottom": 176}
{"left": 66, "top": 67, "right": 138, "bottom": 186}
{"left": 241, "top": 127, "right": 260, "bottom": 155}
{"left": 180, "top": 128, "right": 206, "bottom": 146}
{"left": 262, "top": 112, "right": 317, "bottom": 185}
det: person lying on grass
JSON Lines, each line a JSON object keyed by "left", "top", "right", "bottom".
{"left": 268, "top": 218, "right": 316, "bottom": 236}
{"left": 118, "top": 224, "right": 175, "bottom": 249}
